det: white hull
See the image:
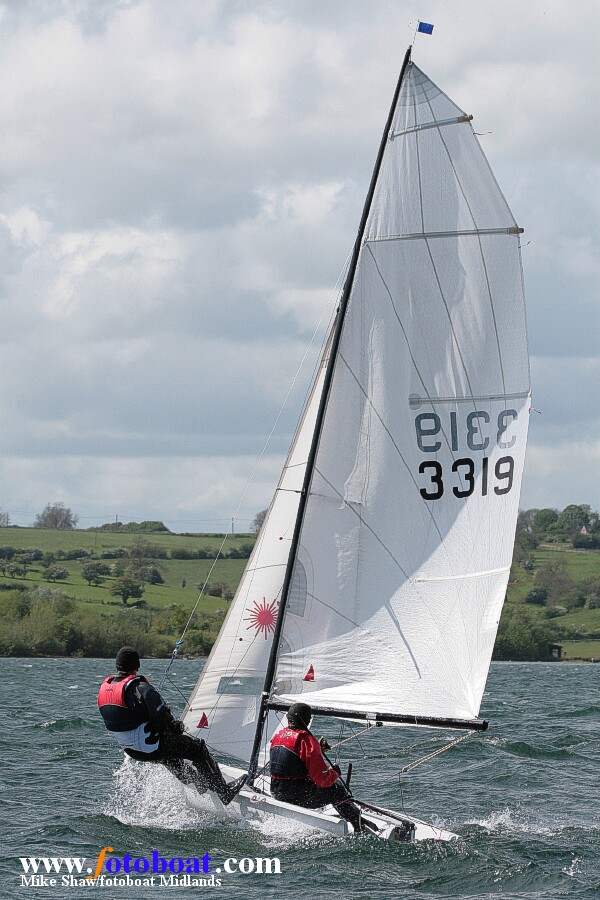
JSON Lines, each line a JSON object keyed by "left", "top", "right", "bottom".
{"left": 189, "top": 764, "right": 457, "bottom": 843}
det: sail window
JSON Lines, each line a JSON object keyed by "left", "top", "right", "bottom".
{"left": 288, "top": 560, "right": 307, "bottom": 617}
{"left": 273, "top": 637, "right": 294, "bottom": 695}
{"left": 217, "top": 676, "right": 264, "bottom": 695}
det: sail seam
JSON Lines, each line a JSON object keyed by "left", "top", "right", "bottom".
{"left": 414, "top": 565, "right": 510, "bottom": 583}
{"left": 363, "top": 245, "right": 474, "bottom": 502}
{"left": 300, "top": 589, "right": 375, "bottom": 635}
{"left": 336, "top": 347, "right": 447, "bottom": 546}
{"left": 412, "top": 109, "right": 478, "bottom": 424}
{"left": 420, "top": 91, "right": 507, "bottom": 399}
{"left": 313, "top": 465, "right": 410, "bottom": 581}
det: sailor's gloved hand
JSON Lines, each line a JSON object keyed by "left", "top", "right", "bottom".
{"left": 319, "top": 736, "right": 331, "bottom": 752}
{"left": 172, "top": 719, "right": 185, "bottom": 735}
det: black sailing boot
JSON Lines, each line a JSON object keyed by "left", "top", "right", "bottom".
{"left": 219, "top": 775, "right": 247, "bottom": 806}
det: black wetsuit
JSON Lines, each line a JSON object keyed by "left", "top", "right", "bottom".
{"left": 99, "top": 674, "right": 233, "bottom": 801}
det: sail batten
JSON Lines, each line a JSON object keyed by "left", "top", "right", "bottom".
{"left": 369, "top": 227, "right": 524, "bottom": 241}
{"left": 410, "top": 392, "right": 529, "bottom": 404}
{"left": 391, "top": 113, "right": 473, "bottom": 137}
{"left": 414, "top": 565, "right": 510, "bottom": 583}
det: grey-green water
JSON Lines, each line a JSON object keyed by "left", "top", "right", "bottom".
{"left": 1, "top": 659, "right": 598, "bottom": 898}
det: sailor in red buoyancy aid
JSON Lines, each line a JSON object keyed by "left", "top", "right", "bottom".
{"left": 98, "top": 646, "right": 245, "bottom": 805}
{"left": 270, "top": 702, "right": 365, "bottom": 832}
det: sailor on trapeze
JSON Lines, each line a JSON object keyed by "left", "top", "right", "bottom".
{"left": 98, "top": 646, "right": 246, "bottom": 804}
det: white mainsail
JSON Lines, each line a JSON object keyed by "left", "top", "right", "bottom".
{"left": 184, "top": 57, "right": 529, "bottom": 764}
{"left": 272, "top": 63, "right": 530, "bottom": 722}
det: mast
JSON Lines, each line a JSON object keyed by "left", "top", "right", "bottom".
{"left": 248, "top": 47, "right": 413, "bottom": 780}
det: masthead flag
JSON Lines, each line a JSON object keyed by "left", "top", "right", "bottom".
{"left": 417, "top": 21, "right": 434, "bottom": 34}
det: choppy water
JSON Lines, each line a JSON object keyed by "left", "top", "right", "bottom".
{"left": 1, "top": 659, "right": 598, "bottom": 899}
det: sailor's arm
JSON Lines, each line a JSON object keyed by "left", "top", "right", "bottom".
{"left": 129, "top": 681, "right": 183, "bottom": 734}
{"left": 299, "top": 733, "right": 339, "bottom": 788}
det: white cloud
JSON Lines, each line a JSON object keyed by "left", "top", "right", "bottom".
{"left": 522, "top": 440, "right": 600, "bottom": 512}
{"left": 0, "top": 452, "right": 284, "bottom": 531}
{"left": 0, "top": 0, "right": 598, "bottom": 528}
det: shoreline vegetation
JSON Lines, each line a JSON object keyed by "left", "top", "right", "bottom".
{"left": 0, "top": 503, "right": 599, "bottom": 662}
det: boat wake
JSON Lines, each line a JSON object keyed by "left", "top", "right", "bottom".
{"left": 104, "top": 759, "right": 338, "bottom": 846}
{"left": 465, "top": 806, "right": 575, "bottom": 837}
{"left": 104, "top": 759, "right": 209, "bottom": 830}
{"left": 215, "top": 807, "right": 328, "bottom": 849}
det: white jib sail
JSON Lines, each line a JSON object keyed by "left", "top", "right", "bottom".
{"left": 182, "top": 333, "right": 334, "bottom": 762}
{"left": 271, "top": 62, "right": 530, "bottom": 722}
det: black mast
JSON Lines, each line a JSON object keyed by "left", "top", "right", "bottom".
{"left": 247, "top": 47, "right": 413, "bottom": 781}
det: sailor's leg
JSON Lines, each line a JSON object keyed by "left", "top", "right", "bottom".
{"left": 305, "top": 779, "right": 364, "bottom": 833}
{"left": 162, "top": 732, "right": 244, "bottom": 804}
{"left": 125, "top": 745, "right": 211, "bottom": 796}
{"left": 272, "top": 778, "right": 364, "bottom": 831}
{"left": 180, "top": 734, "right": 229, "bottom": 795}
{"left": 329, "top": 782, "right": 364, "bottom": 833}
{"left": 161, "top": 756, "right": 210, "bottom": 795}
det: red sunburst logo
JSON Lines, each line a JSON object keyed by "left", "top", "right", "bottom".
{"left": 244, "top": 596, "right": 279, "bottom": 639}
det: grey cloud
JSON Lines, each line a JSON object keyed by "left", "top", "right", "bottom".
{"left": 0, "top": 0, "right": 598, "bottom": 525}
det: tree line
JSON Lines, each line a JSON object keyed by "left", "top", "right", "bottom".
{"left": 0, "top": 584, "right": 222, "bottom": 659}
{"left": 1, "top": 501, "right": 598, "bottom": 660}
{"left": 0, "top": 501, "right": 268, "bottom": 534}
{"left": 515, "top": 504, "right": 600, "bottom": 549}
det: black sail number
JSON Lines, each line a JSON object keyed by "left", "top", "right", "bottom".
{"left": 418, "top": 455, "right": 515, "bottom": 500}
{"left": 494, "top": 456, "right": 514, "bottom": 494}
{"left": 418, "top": 461, "right": 444, "bottom": 500}
{"left": 452, "top": 458, "right": 475, "bottom": 497}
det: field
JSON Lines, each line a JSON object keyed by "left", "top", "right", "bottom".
{"left": 505, "top": 544, "right": 600, "bottom": 637}
{"left": 560, "top": 641, "right": 600, "bottom": 661}
{"left": 1, "top": 526, "right": 600, "bottom": 659}
{"left": 0, "top": 527, "right": 256, "bottom": 656}
{"left": 0, "top": 526, "right": 246, "bottom": 556}
{"left": 507, "top": 544, "right": 600, "bottom": 603}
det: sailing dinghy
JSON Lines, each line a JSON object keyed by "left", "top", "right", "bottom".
{"left": 182, "top": 46, "right": 530, "bottom": 841}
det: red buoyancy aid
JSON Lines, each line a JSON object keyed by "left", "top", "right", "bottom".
{"left": 98, "top": 674, "right": 160, "bottom": 754}
{"left": 271, "top": 727, "right": 303, "bottom": 752}
{"left": 98, "top": 674, "right": 149, "bottom": 733}
{"left": 270, "top": 727, "right": 309, "bottom": 780}
{"left": 270, "top": 727, "right": 339, "bottom": 788}
{"left": 98, "top": 673, "right": 145, "bottom": 711}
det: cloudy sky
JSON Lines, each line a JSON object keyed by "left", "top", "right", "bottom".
{"left": 0, "top": 0, "right": 598, "bottom": 532}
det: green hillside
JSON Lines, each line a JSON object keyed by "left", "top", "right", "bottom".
{"left": 0, "top": 527, "right": 254, "bottom": 658}
{"left": 1, "top": 509, "right": 599, "bottom": 660}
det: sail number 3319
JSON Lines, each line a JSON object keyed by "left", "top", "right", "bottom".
{"left": 415, "top": 409, "right": 517, "bottom": 501}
